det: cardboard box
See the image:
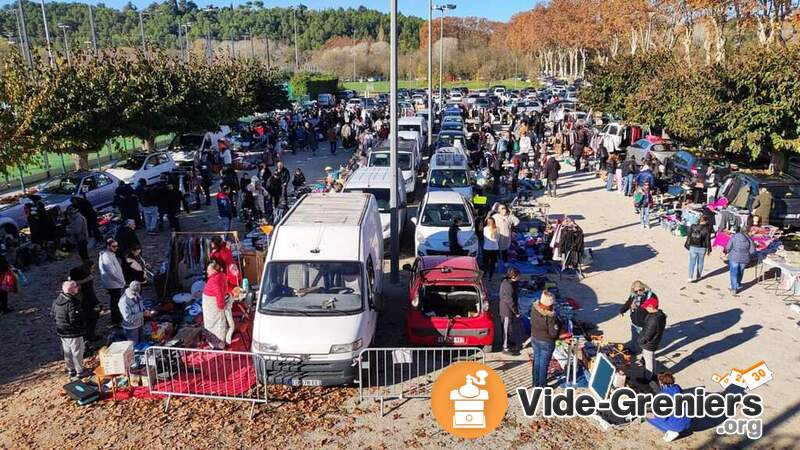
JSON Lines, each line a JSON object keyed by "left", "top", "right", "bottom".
{"left": 101, "top": 340, "right": 134, "bottom": 375}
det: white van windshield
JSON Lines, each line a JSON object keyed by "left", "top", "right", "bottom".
{"left": 260, "top": 262, "right": 363, "bottom": 315}
{"left": 399, "top": 124, "right": 419, "bottom": 133}
{"left": 429, "top": 169, "right": 469, "bottom": 188}
{"left": 369, "top": 153, "right": 412, "bottom": 170}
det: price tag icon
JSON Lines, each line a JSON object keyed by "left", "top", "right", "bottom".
{"left": 739, "top": 361, "right": 773, "bottom": 391}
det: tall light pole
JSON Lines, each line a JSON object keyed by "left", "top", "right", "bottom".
{"left": 229, "top": 32, "right": 236, "bottom": 58}
{"left": 39, "top": 0, "right": 55, "bottom": 68}
{"left": 247, "top": 32, "right": 255, "bottom": 59}
{"left": 87, "top": 4, "right": 98, "bottom": 52}
{"left": 265, "top": 36, "right": 271, "bottom": 68}
{"left": 181, "top": 22, "right": 192, "bottom": 61}
{"left": 434, "top": 4, "right": 456, "bottom": 104}
{"left": 427, "top": 0, "right": 433, "bottom": 149}
{"left": 57, "top": 23, "right": 71, "bottom": 66}
{"left": 15, "top": 1, "right": 32, "bottom": 67}
{"left": 389, "top": 0, "right": 399, "bottom": 283}
{"left": 138, "top": 10, "right": 147, "bottom": 57}
{"left": 352, "top": 50, "right": 356, "bottom": 82}
{"left": 291, "top": 7, "right": 299, "bottom": 69}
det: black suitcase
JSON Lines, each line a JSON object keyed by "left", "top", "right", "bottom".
{"left": 63, "top": 380, "right": 99, "bottom": 405}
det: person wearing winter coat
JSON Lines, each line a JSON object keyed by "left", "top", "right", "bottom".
{"left": 52, "top": 280, "right": 90, "bottom": 379}
{"left": 248, "top": 180, "right": 268, "bottom": 216}
{"left": 98, "top": 239, "right": 126, "bottom": 326}
{"left": 113, "top": 182, "right": 141, "bottom": 226}
{"left": 646, "top": 372, "right": 692, "bottom": 442}
{"left": 136, "top": 179, "right": 159, "bottom": 234}
{"left": 202, "top": 262, "right": 234, "bottom": 349}
{"left": 725, "top": 225, "right": 756, "bottom": 295}
{"left": 634, "top": 181, "right": 655, "bottom": 229}
{"left": 65, "top": 206, "right": 89, "bottom": 261}
{"left": 69, "top": 260, "right": 100, "bottom": 346}
{"left": 216, "top": 186, "right": 234, "bottom": 231}
{"left": 491, "top": 203, "right": 520, "bottom": 262}
{"left": 114, "top": 219, "right": 141, "bottom": 258}
{"left": 685, "top": 215, "right": 712, "bottom": 282}
{"left": 530, "top": 290, "right": 562, "bottom": 387}
{"left": 637, "top": 296, "right": 667, "bottom": 383}
{"left": 119, "top": 280, "right": 145, "bottom": 343}
{"left": 499, "top": 268, "right": 521, "bottom": 354}
{"left": 292, "top": 168, "right": 306, "bottom": 192}
{"left": 275, "top": 162, "right": 291, "bottom": 201}
{"left": 543, "top": 156, "right": 561, "bottom": 197}
{"left": 70, "top": 195, "right": 101, "bottom": 242}
{"left": 619, "top": 280, "right": 657, "bottom": 354}
{"left": 0, "top": 257, "right": 16, "bottom": 314}
{"left": 266, "top": 172, "right": 283, "bottom": 208}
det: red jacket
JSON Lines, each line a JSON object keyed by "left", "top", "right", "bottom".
{"left": 203, "top": 272, "right": 228, "bottom": 309}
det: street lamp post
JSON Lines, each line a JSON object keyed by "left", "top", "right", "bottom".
{"left": 291, "top": 7, "right": 299, "bottom": 69}
{"left": 87, "top": 4, "right": 98, "bottom": 52}
{"left": 434, "top": 4, "right": 456, "bottom": 105}
{"left": 230, "top": 33, "right": 236, "bottom": 58}
{"left": 39, "top": 0, "right": 55, "bottom": 68}
{"left": 138, "top": 10, "right": 147, "bottom": 57}
{"left": 57, "top": 23, "right": 71, "bottom": 66}
{"left": 182, "top": 23, "right": 192, "bottom": 61}
{"left": 265, "top": 37, "right": 271, "bottom": 68}
{"left": 15, "top": 0, "right": 32, "bottom": 67}
{"left": 389, "top": 0, "right": 399, "bottom": 283}
{"left": 427, "top": 0, "right": 433, "bottom": 149}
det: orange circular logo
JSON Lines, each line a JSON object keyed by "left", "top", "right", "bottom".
{"left": 430, "top": 362, "right": 508, "bottom": 439}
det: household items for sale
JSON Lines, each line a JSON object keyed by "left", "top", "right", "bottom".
{"left": 172, "top": 293, "right": 193, "bottom": 304}
{"left": 100, "top": 340, "right": 134, "bottom": 375}
{"left": 63, "top": 381, "right": 99, "bottom": 406}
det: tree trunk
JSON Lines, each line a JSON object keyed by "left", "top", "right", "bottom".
{"left": 683, "top": 26, "right": 693, "bottom": 66}
{"left": 142, "top": 136, "right": 156, "bottom": 153}
{"left": 770, "top": 150, "right": 786, "bottom": 175}
{"left": 73, "top": 153, "right": 90, "bottom": 171}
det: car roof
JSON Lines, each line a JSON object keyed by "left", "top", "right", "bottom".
{"left": 424, "top": 190, "right": 467, "bottom": 204}
{"left": 735, "top": 173, "right": 799, "bottom": 186}
{"left": 431, "top": 150, "right": 468, "bottom": 168}
{"left": 343, "top": 167, "right": 397, "bottom": 190}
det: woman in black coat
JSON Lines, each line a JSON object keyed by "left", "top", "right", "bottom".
{"left": 530, "top": 290, "right": 562, "bottom": 387}
{"left": 499, "top": 268, "right": 521, "bottom": 354}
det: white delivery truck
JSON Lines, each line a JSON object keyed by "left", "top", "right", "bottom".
{"left": 252, "top": 193, "right": 384, "bottom": 386}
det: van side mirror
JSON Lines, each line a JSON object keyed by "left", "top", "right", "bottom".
{"left": 402, "top": 263, "right": 412, "bottom": 272}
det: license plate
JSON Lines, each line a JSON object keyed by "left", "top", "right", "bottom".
{"left": 301, "top": 379, "right": 321, "bottom": 387}
{"left": 437, "top": 336, "right": 466, "bottom": 344}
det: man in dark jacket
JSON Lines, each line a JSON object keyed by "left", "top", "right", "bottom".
{"left": 448, "top": 217, "right": 464, "bottom": 256}
{"left": 499, "top": 268, "right": 521, "bottom": 354}
{"left": 637, "top": 297, "right": 667, "bottom": 383}
{"left": 198, "top": 165, "right": 213, "bottom": 206}
{"left": 620, "top": 155, "right": 637, "bottom": 196}
{"left": 52, "top": 280, "right": 91, "bottom": 379}
{"left": 161, "top": 183, "right": 183, "bottom": 232}
{"left": 70, "top": 196, "right": 102, "bottom": 242}
{"left": 531, "top": 290, "right": 562, "bottom": 387}
{"left": 69, "top": 260, "right": 100, "bottom": 351}
{"left": 571, "top": 123, "right": 590, "bottom": 172}
{"left": 275, "top": 161, "right": 291, "bottom": 202}
{"left": 113, "top": 182, "right": 141, "bottom": 227}
{"left": 544, "top": 156, "right": 561, "bottom": 197}
{"left": 114, "top": 219, "right": 140, "bottom": 257}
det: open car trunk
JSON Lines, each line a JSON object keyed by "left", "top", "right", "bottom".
{"left": 420, "top": 285, "right": 480, "bottom": 318}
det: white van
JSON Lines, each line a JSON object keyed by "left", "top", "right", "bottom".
{"left": 343, "top": 167, "right": 407, "bottom": 241}
{"left": 252, "top": 193, "right": 384, "bottom": 386}
{"left": 398, "top": 116, "right": 428, "bottom": 152}
{"left": 367, "top": 139, "right": 419, "bottom": 196}
{"left": 426, "top": 147, "right": 473, "bottom": 200}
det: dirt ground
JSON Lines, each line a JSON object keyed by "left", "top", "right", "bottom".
{"left": 1, "top": 152, "right": 798, "bottom": 449}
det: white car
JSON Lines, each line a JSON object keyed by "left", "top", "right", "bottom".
{"left": 368, "top": 140, "right": 419, "bottom": 196}
{"left": 346, "top": 98, "right": 363, "bottom": 112}
{"left": 411, "top": 191, "right": 478, "bottom": 257}
{"left": 107, "top": 151, "right": 176, "bottom": 185}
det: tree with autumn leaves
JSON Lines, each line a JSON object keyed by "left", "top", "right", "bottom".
{"left": 0, "top": 50, "right": 289, "bottom": 172}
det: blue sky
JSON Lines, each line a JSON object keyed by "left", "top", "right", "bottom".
{"left": 23, "top": 1, "right": 539, "bottom": 22}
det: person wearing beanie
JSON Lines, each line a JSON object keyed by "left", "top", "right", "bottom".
{"left": 530, "top": 290, "right": 562, "bottom": 387}
{"left": 119, "top": 280, "right": 146, "bottom": 343}
{"left": 637, "top": 296, "right": 667, "bottom": 383}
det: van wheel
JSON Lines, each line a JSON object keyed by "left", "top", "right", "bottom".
{"left": 1, "top": 224, "right": 18, "bottom": 238}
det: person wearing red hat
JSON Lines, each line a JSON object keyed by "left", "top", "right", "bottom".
{"left": 637, "top": 296, "right": 667, "bottom": 384}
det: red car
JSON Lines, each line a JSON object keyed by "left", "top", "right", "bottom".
{"left": 403, "top": 256, "right": 494, "bottom": 352}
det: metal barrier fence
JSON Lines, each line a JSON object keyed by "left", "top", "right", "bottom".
{"left": 357, "top": 347, "right": 485, "bottom": 416}
{"left": 144, "top": 346, "right": 283, "bottom": 419}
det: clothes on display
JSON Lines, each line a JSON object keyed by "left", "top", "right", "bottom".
{"left": 550, "top": 218, "right": 585, "bottom": 272}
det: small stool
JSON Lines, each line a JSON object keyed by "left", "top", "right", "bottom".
{"left": 94, "top": 366, "right": 127, "bottom": 400}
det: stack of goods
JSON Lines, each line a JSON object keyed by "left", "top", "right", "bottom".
{"left": 713, "top": 225, "right": 781, "bottom": 254}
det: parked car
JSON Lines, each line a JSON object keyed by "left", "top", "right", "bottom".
{"left": 716, "top": 173, "right": 800, "bottom": 229}
{"left": 107, "top": 151, "right": 176, "bottom": 185}
{"left": 671, "top": 150, "right": 731, "bottom": 187}
{"left": 625, "top": 138, "right": 676, "bottom": 166}
{"left": 368, "top": 139, "right": 420, "bottom": 197}
{"left": 346, "top": 98, "right": 363, "bottom": 112}
{"left": 440, "top": 116, "right": 465, "bottom": 133}
{"left": 411, "top": 190, "right": 479, "bottom": 257}
{"left": 169, "top": 126, "right": 230, "bottom": 169}
{"left": 0, "top": 170, "right": 120, "bottom": 234}
{"left": 434, "top": 130, "right": 467, "bottom": 152}
{"left": 403, "top": 256, "right": 493, "bottom": 351}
